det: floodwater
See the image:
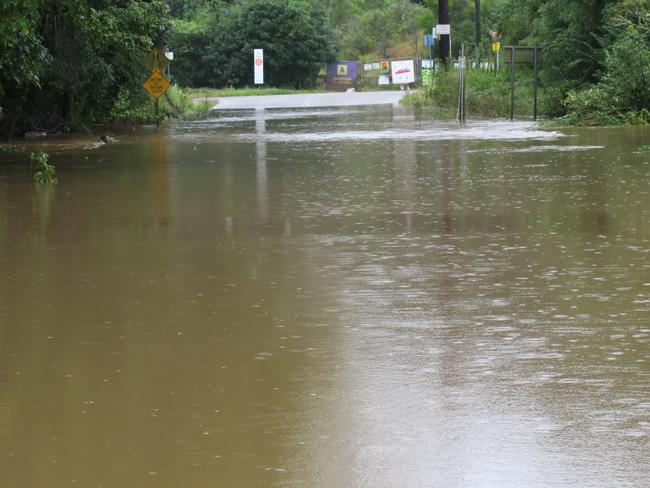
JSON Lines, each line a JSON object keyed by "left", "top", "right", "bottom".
{"left": 1, "top": 106, "right": 649, "bottom": 488}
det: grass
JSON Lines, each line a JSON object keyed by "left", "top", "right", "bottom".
{"left": 160, "top": 85, "right": 212, "bottom": 119}
{"left": 402, "top": 67, "right": 543, "bottom": 120}
{"left": 185, "top": 87, "right": 326, "bottom": 99}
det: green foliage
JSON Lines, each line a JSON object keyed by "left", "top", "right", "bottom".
{"left": 558, "top": 0, "right": 650, "bottom": 125}
{"left": 402, "top": 67, "right": 540, "bottom": 119}
{"left": 110, "top": 87, "right": 156, "bottom": 122}
{"left": 532, "top": 0, "right": 614, "bottom": 116}
{"left": 111, "top": 85, "right": 212, "bottom": 123}
{"left": 334, "top": 0, "right": 428, "bottom": 59}
{"left": 171, "top": 0, "right": 337, "bottom": 88}
{"left": 185, "top": 87, "right": 323, "bottom": 98}
{"left": 599, "top": 1, "right": 650, "bottom": 111}
{"left": 3, "top": 0, "right": 649, "bottom": 129}
{"left": 1, "top": 0, "right": 169, "bottom": 137}
{"left": 161, "top": 86, "right": 212, "bottom": 120}
{"left": 220, "top": 0, "right": 337, "bottom": 87}
{"left": 31, "top": 152, "right": 56, "bottom": 184}
{"left": 0, "top": 144, "right": 26, "bottom": 154}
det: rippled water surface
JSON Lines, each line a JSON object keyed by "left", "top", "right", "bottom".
{"left": 1, "top": 106, "right": 650, "bottom": 487}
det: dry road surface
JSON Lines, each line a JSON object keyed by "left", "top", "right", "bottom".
{"left": 212, "top": 91, "right": 407, "bottom": 110}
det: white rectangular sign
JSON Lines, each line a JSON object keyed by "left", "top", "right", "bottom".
{"left": 391, "top": 59, "right": 415, "bottom": 84}
{"left": 378, "top": 75, "right": 390, "bottom": 86}
{"left": 254, "top": 49, "right": 264, "bottom": 85}
{"left": 436, "top": 24, "right": 450, "bottom": 35}
{"left": 364, "top": 63, "right": 373, "bottom": 71}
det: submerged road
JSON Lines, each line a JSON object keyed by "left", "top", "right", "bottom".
{"left": 212, "top": 90, "right": 406, "bottom": 110}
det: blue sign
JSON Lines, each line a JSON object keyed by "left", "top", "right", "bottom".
{"left": 424, "top": 34, "right": 435, "bottom": 47}
{"left": 326, "top": 62, "right": 359, "bottom": 91}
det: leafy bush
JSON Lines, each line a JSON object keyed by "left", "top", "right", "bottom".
{"left": 171, "top": 0, "right": 337, "bottom": 89}
{"left": 31, "top": 152, "right": 56, "bottom": 184}
{"left": 402, "top": 67, "right": 541, "bottom": 119}
{"left": 560, "top": 1, "right": 650, "bottom": 125}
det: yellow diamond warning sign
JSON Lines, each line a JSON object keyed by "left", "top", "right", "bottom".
{"left": 143, "top": 69, "right": 170, "bottom": 98}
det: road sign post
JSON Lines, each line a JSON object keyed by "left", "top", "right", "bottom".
{"left": 254, "top": 49, "right": 264, "bottom": 85}
{"left": 143, "top": 49, "right": 172, "bottom": 129}
{"left": 436, "top": 24, "right": 451, "bottom": 66}
{"left": 143, "top": 47, "right": 169, "bottom": 72}
{"left": 504, "top": 46, "right": 542, "bottom": 121}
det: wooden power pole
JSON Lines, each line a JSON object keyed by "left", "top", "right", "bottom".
{"left": 475, "top": 0, "right": 481, "bottom": 62}
{"left": 438, "top": 0, "right": 450, "bottom": 65}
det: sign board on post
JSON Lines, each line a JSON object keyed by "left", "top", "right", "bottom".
{"left": 378, "top": 75, "right": 390, "bottom": 86}
{"left": 391, "top": 59, "right": 415, "bottom": 84}
{"left": 254, "top": 49, "right": 264, "bottom": 85}
{"left": 503, "top": 47, "right": 542, "bottom": 64}
{"left": 436, "top": 24, "right": 450, "bottom": 35}
{"left": 143, "top": 69, "right": 171, "bottom": 98}
{"left": 325, "top": 61, "right": 359, "bottom": 91}
{"left": 143, "top": 47, "right": 169, "bottom": 71}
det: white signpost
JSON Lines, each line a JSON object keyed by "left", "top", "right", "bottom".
{"left": 435, "top": 24, "right": 452, "bottom": 62}
{"left": 436, "top": 24, "right": 450, "bottom": 35}
{"left": 390, "top": 59, "right": 415, "bottom": 84}
{"left": 254, "top": 49, "right": 264, "bottom": 85}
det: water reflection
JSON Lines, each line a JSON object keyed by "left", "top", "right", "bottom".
{"left": 0, "top": 107, "right": 649, "bottom": 487}
{"left": 256, "top": 109, "right": 269, "bottom": 224}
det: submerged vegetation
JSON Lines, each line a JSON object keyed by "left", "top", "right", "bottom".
{"left": 31, "top": 152, "right": 56, "bottom": 184}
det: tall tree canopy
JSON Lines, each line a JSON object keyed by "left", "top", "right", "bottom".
{"left": 0, "top": 0, "right": 168, "bottom": 137}
{"left": 171, "top": 0, "right": 337, "bottom": 88}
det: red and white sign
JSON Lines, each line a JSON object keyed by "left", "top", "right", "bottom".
{"left": 391, "top": 59, "right": 415, "bottom": 84}
{"left": 254, "top": 49, "right": 264, "bottom": 85}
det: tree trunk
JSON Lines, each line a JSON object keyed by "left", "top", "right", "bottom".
{"left": 62, "top": 85, "right": 73, "bottom": 130}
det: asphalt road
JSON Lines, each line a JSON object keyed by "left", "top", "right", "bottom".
{"left": 211, "top": 91, "right": 407, "bottom": 110}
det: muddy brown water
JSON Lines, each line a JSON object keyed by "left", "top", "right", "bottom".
{"left": 1, "top": 107, "right": 649, "bottom": 487}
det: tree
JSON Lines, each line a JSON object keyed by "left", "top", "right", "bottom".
{"left": 0, "top": 0, "right": 49, "bottom": 136}
{"left": 174, "top": 0, "right": 337, "bottom": 88}
{"left": 532, "top": 0, "right": 616, "bottom": 115}
{"left": 1, "top": 0, "right": 169, "bottom": 137}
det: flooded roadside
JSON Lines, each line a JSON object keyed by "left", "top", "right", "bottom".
{"left": 1, "top": 106, "right": 649, "bottom": 487}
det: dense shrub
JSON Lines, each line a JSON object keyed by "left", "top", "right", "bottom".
{"left": 171, "top": 0, "right": 337, "bottom": 88}
{"left": 561, "top": 0, "right": 650, "bottom": 124}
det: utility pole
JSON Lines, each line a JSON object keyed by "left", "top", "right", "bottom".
{"left": 439, "top": 0, "right": 449, "bottom": 66}
{"left": 475, "top": 0, "right": 481, "bottom": 63}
